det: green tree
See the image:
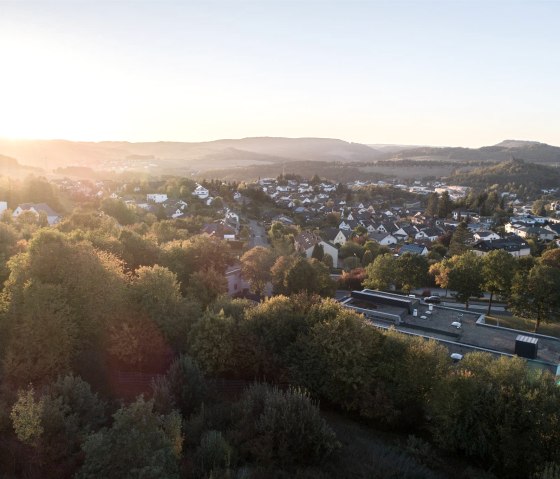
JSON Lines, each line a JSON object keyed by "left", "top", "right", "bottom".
{"left": 396, "top": 253, "right": 429, "bottom": 293}
{"left": 311, "top": 242, "right": 325, "bottom": 261}
{"left": 437, "top": 191, "right": 453, "bottom": 218}
{"left": 101, "top": 198, "right": 137, "bottom": 225}
{"left": 186, "top": 268, "right": 228, "bottom": 309}
{"left": 240, "top": 246, "right": 275, "bottom": 297}
{"left": 78, "top": 397, "right": 182, "bottom": 479}
{"left": 271, "top": 256, "right": 333, "bottom": 296}
{"left": 338, "top": 241, "right": 365, "bottom": 260}
{"left": 510, "top": 264, "right": 560, "bottom": 332}
{"left": 448, "top": 222, "right": 472, "bottom": 257}
{"left": 430, "top": 353, "right": 560, "bottom": 478}
{"left": 540, "top": 248, "right": 560, "bottom": 269}
{"left": 482, "top": 249, "right": 516, "bottom": 314}
{"left": 447, "top": 252, "right": 484, "bottom": 309}
{"left": 363, "top": 254, "right": 396, "bottom": 291}
{"left": 3, "top": 281, "right": 77, "bottom": 387}
{"left": 425, "top": 192, "right": 439, "bottom": 217}
{"left": 290, "top": 308, "right": 383, "bottom": 416}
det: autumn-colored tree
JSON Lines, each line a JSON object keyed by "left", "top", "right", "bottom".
{"left": 240, "top": 246, "right": 275, "bottom": 297}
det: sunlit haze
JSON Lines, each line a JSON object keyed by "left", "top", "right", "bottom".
{"left": 1, "top": 0, "right": 559, "bottom": 146}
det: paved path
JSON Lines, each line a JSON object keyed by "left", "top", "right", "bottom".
{"left": 248, "top": 220, "right": 269, "bottom": 249}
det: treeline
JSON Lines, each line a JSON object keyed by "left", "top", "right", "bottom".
{"left": 450, "top": 159, "right": 560, "bottom": 199}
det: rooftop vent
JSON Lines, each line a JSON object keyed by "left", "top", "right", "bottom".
{"left": 515, "top": 335, "right": 538, "bottom": 360}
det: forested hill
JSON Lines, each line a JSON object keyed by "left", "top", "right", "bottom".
{"left": 391, "top": 140, "right": 560, "bottom": 164}
{"left": 449, "top": 158, "right": 560, "bottom": 196}
{"left": 0, "top": 154, "right": 39, "bottom": 175}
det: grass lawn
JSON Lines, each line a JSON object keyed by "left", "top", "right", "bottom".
{"left": 485, "top": 314, "right": 560, "bottom": 338}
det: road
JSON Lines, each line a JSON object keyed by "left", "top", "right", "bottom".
{"left": 248, "top": 220, "right": 269, "bottom": 248}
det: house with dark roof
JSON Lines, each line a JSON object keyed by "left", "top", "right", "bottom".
{"left": 294, "top": 231, "right": 339, "bottom": 267}
{"left": 368, "top": 231, "right": 397, "bottom": 246}
{"left": 471, "top": 236, "right": 531, "bottom": 257}
{"left": 12, "top": 203, "right": 62, "bottom": 225}
{"left": 398, "top": 243, "right": 428, "bottom": 256}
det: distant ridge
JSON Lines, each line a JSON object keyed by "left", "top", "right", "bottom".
{"left": 0, "top": 137, "right": 559, "bottom": 171}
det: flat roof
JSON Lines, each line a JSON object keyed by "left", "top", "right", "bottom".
{"left": 342, "top": 292, "right": 560, "bottom": 372}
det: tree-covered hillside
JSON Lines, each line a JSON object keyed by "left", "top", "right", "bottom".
{"left": 449, "top": 158, "right": 560, "bottom": 197}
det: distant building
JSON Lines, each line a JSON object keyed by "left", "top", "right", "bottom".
{"left": 146, "top": 193, "right": 168, "bottom": 203}
{"left": 192, "top": 184, "right": 209, "bottom": 199}
{"left": 294, "top": 231, "right": 339, "bottom": 268}
{"left": 471, "top": 236, "right": 531, "bottom": 257}
{"left": 398, "top": 243, "right": 428, "bottom": 256}
{"left": 12, "top": 203, "right": 61, "bottom": 225}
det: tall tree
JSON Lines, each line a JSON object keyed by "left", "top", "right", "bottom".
{"left": 448, "top": 222, "right": 472, "bottom": 257}
{"left": 482, "top": 249, "right": 517, "bottom": 314}
{"left": 363, "top": 254, "right": 396, "bottom": 291}
{"left": 509, "top": 264, "right": 560, "bottom": 332}
{"left": 396, "top": 253, "right": 429, "bottom": 294}
{"left": 447, "top": 252, "right": 484, "bottom": 309}
{"left": 241, "top": 246, "right": 276, "bottom": 297}
{"left": 425, "top": 192, "right": 439, "bottom": 217}
{"left": 437, "top": 191, "right": 453, "bottom": 218}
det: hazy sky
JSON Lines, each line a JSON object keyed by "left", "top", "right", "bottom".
{"left": 1, "top": 0, "right": 559, "bottom": 146}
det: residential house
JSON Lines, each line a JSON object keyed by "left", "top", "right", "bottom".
{"left": 322, "top": 227, "right": 350, "bottom": 246}
{"left": 12, "top": 203, "right": 61, "bottom": 225}
{"left": 147, "top": 193, "right": 168, "bottom": 203}
{"left": 225, "top": 265, "right": 251, "bottom": 296}
{"left": 192, "top": 184, "right": 210, "bottom": 199}
{"left": 473, "top": 231, "right": 501, "bottom": 242}
{"left": 471, "top": 236, "right": 531, "bottom": 257}
{"left": 368, "top": 231, "right": 397, "bottom": 246}
{"left": 294, "top": 231, "right": 339, "bottom": 267}
{"left": 415, "top": 227, "right": 442, "bottom": 242}
{"left": 201, "top": 222, "right": 237, "bottom": 241}
{"left": 398, "top": 243, "right": 429, "bottom": 256}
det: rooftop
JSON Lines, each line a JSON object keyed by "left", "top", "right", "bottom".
{"left": 342, "top": 290, "right": 560, "bottom": 373}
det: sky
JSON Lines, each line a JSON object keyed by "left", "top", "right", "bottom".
{"left": 0, "top": 0, "right": 559, "bottom": 147}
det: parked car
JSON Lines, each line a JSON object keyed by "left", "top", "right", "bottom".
{"left": 425, "top": 296, "right": 442, "bottom": 304}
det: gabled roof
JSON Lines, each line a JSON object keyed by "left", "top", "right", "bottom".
{"left": 295, "top": 231, "right": 319, "bottom": 250}
{"left": 399, "top": 243, "right": 427, "bottom": 255}
{"left": 17, "top": 202, "right": 60, "bottom": 216}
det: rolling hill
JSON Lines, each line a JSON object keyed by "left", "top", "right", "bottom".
{"left": 1, "top": 137, "right": 559, "bottom": 173}
{"left": 449, "top": 158, "right": 560, "bottom": 196}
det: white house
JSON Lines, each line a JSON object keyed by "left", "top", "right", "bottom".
{"left": 0, "top": 201, "right": 7, "bottom": 213}
{"left": 147, "top": 193, "right": 168, "bottom": 203}
{"left": 473, "top": 231, "right": 501, "bottom": 242}
{"left": 12, "top": 203, "right": 61, "bottom": 225}
{"left": 294, "top": 231, "right": 339, "bottom": 268}
{"left": 192, "top": 184, "right": 209, "bottom": 199}
{"left": 225, "top": 265, "right": 251, "bottom": 296}
{"left": 368, "top": 231, "right": 397, "bottom": 246}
